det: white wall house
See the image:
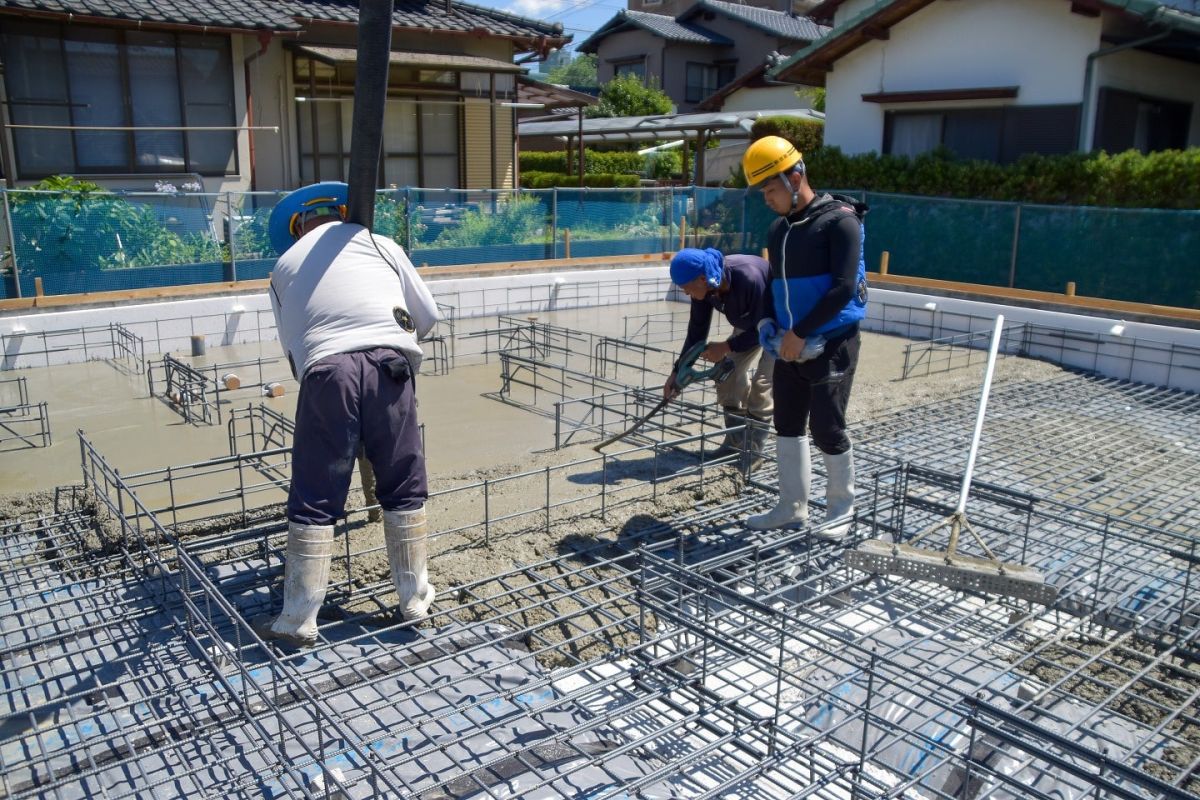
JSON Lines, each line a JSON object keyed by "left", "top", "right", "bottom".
{"left": 771, "top": 0, "right": 1200, "bottom": 160}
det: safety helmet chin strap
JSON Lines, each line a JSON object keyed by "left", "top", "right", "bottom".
{"left": 777, "top": 162, "right": 806, "bottom": 215}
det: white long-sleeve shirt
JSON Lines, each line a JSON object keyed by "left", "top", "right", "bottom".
{"left": 268, "top": 222, "right": 440, "bottom": 379}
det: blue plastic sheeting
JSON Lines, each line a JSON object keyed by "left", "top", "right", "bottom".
{"left": 801, "top": 628, "right": 1020, "bottom": 794}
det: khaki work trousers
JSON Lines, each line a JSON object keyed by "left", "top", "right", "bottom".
{"left": 715, "top": 330, "right": 774, "bottom": 419}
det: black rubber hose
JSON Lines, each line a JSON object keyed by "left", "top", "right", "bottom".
{"left": 345, "top": 0, "right": 395, "bottom": 231}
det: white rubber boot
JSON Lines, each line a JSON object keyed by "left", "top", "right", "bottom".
{"left": 384, "top": 506, "right": 436, "bottom": 621}
{"left": 747, "top": 436, "right": 810, "bottom": 530}
{"left": 817, "top": 446, "right": 856, "bottom": 541}
{"left": 258, "top": 522, "right": 333, "bottom": 647}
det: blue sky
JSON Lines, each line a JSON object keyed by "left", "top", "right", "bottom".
{"left": 468, "top": 0, "right": 626, "bottom": 53}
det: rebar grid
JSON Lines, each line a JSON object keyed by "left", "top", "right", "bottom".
{"left": 0, "top": 375, "right": 51, "bottom": 450}
{"left": 552, "top": 385, "right": 732, "bottom": 450}
{"left": 0, "top": 322, "right": 147, "bottom": 373}
{"left": 227, "top": 403, "right": 296, "bottom": 457}
{"left": 900, "top": 323, "right": 1023, "bottom": 379}
{"left": 590, "top": 459, "right": 1200, "bottom": 796}
{"left": 433, "top": 275, "right": 673, "bottom": 330}
{"left": 0, "top": 508, "right": 344, "bottom": 799}
{"left": 853, "top": 371, "right": 1200, "bottom": 537}
{"left": 147, "top": 353, "right": 220, "bottom": 425}
{"left": 69, "top": 433, "right": 428, "bottom": 798}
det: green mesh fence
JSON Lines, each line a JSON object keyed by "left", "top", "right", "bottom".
{"left": 1, "top": 187, "right": 1196, "bottom": 308}
{"left": 1014, "top": 204, "right": 1200, "bottom": 307}
{"left": 858, "top": 192, "right": 1017, "bottom": 286}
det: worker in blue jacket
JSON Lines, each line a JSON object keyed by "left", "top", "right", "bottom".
{"left": 741, "top": 136, "right": 868, "bottom": 540}
{"left": 664, "top": 247, "right": 773, "bottom": 465}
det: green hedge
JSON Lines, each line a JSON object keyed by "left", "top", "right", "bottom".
{"left": 519, "top": 171, "right": 641, "bottom": 189}
{"left": 801, "top": 147, "right": 1200, "bottom": 209}
{"left": 749, "top": 116, "right": 825, "bottom": 158}
{"left": 745, "top": 114, "right": 1199, "bottom": 208}
{"left": 520, "top": 150, "right": 646, "bottom": 175}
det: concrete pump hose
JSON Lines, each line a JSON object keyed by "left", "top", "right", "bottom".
{"left": 345, "top": 0, "right": 396, "bottom": 231}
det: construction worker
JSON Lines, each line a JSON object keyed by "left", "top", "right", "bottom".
{"left": 741, "top": 137, "right": 868, "bottom": 540}
{"left": 257, "top": 181, "right": 440, "bottom": 647}
{"left": 664, "top": 247, "right": 773, "bottom": 465}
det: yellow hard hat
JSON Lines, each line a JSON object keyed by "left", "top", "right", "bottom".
{"left": 742, "top": 136, "right": 802, "bottom": 189}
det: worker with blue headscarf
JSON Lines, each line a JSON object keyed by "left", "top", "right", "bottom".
{"left": 665, "top": 247, "right": 773, "bottom": 465}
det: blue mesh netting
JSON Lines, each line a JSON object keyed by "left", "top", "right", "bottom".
{"left": 2, "top": 189, "right": 228, "bottom": 297}
{"left": 1, "top": 186, "right": 1196, "bottom": 308}
{"left": 227, "top": 192, "right": 284, "bottom": 282}
{"left": 405, "top": 188, "right": 554, "bottom": 266}
{"left": 553, "top": 188, "right": 675, "bottom": 260}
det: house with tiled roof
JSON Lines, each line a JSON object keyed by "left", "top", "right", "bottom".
{"left": 578, "top": 0, "right": 827, "bottom": 112}
{"left": 770, "top": 0, "right": 1200, "bottom": 162}
{"left": 0, "top": 0, "right": 570, "bottom": 191}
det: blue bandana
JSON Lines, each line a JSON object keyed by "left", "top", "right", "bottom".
{"left": 669, "top": 248, "right": 724, "bottom": 288}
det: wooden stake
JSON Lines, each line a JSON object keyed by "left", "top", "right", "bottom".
{"left": 879, "top": 251, "right": 890, "bottom": 275}
{"left": 679, "top": 218, "right": 687, "bottom": 250}
{"left": 563, "top": 228, "right": 571, "bottom": 260}
{"left": 34, "top": 277, "right": 43, "bottom": 298}
{"left": 1065, "top": 281, "right": 1076, "bottom": 297}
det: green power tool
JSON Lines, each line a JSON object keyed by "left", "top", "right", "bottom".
{"left": 593, "top": 340, "right": 735, "bottom": 452}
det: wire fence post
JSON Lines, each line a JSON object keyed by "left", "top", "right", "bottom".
{"left": 2, "top": 188, "right": 21, "bottom": 298}
{"left": 404, "top": 187, "right": 413, "bottom": 254}
{"left": 667, "top": 186, "right": 674, "bottom": 253}
{"left": 551, "top": 187, "right": 558, "bottom": 260}
{"left": 226, "top": 191, "right": 238, "bottom": 283}
{"left": 1007, "top": 202, "right": 1022, "bottom": 288}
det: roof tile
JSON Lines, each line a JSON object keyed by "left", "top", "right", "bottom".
{"left": 0, "top": 0, "right": 568, "bottom": 37}
{"left": 691, "top": 0, "right": 828, "bottom": 41}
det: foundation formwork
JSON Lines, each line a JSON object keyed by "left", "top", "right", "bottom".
{"left": 2, "top": 282, "right": 1199, "bottom": 799}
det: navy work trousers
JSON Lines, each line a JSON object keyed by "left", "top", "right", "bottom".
{"left": 288, "top": 347, "right": 427, "bottom": 525}
{"left": 772, "top": 328, "right": 860, "bottom": 455}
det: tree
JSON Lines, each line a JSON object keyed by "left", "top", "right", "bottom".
{"left": 546, "top": 53, "right": 598, "bottom": 88}
{"left": 796, "top": 86, "right": 826, "bottom": 113}
{"left": 587, "top": 75, "right": 673, "bottom": 118}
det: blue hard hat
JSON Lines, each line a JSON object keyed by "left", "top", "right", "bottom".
{"left": 670, "top": 247, "right": 724, "bottom": 289}
{"left": 268, "top": 181, "right": 349, "bottom": 255}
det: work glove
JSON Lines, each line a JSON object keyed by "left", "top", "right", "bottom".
{"left": 796, "top": 334, "right": 827, "bottom": 363}
{"left": 757, "top": 319, "right": 782, "bottom": 358}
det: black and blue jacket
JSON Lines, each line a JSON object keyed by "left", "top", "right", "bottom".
{"left": 763, "top": 193, "right": 868, "bottom": 338}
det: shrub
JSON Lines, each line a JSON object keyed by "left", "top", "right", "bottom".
{"left": 519, "top": 172, "right": 641, "bottom": 189}
{"left": 9, "top": 176, "right": 229, "bottom": 272}
{"left": 801, "top": 146, "right": 1200, "bottom": 209}
{"left": 750, "top": 116, "right": 825, "bottom": 157}
{"left": 520, "top": 150, "right": 646, "bottom": 176}
{"left": 432, "top": 194, "right": 549, "bottom": 247}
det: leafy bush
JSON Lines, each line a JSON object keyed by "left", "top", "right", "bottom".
{"left": 803, "top": 147, "right": 1200, "bottom": 209}
{"left": 646, "top": 149, "right": 682, "bottom": 180}
{"left": 432, "top": 194, "right": 549, "bottom": 247}
{"left": 520, "top": 172, "right": 641, "bottom": 189}
{"left": 9, "top": 176, "right": 229, "bottom": 272}
{"left": 520, "top": 150, "right": 646, "bottom": 175}
{"left": 372, "top": 193, "right": 428, "bottom": 249}
{"left": 749, "top": 116, "right": 825, "bottom": 158}
{"left": 732, "top": 123, "right": 1199, "bottom": 207}
{"left": 587, "top": 75, "right": 672, "bottom": 118}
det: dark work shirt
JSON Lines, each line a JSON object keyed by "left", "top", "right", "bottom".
{"left": 764, "top": 193, "right": 865, "bottom": 337}
{"left": 679, "top": 253, "right": 771, "bottom": 363}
